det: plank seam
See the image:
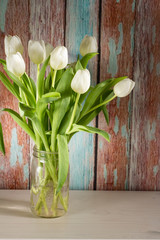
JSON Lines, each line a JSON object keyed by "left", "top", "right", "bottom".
{"left": 94, "top": 0, "right": 102, "bottom": 190}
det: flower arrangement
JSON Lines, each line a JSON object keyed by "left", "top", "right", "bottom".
{"left": 0, "top": 35, "right": 135, "bottom": 217}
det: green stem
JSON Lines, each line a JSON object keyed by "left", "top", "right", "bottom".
{"left": 66, "top": 93, "right": 80, "bottom": 133}
{"left": 85, "top": 95, "right": 117, "bottom": 115}
{"left": 36, "top": 64, "right": 40, "bottom": 101}
{"left": 51, "top": 68, "right": 57, "bottom": 88}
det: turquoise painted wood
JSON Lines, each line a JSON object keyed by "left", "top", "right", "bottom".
{"left": 0, "top": 0, "right": 159, "bottom": 190}
{"left": 66, "top": 0, "right": 99, "bottom": 189}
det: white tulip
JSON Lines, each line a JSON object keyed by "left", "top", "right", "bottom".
{"left": 28, "top": 40, "right": 46, "bottom": 64}
{"left": 4, "top": 35, "right": 24, "bottom": 56}
{"left": 80, "top": 35, "right": 98, "bottom": 56}
{"left": 113, "top": 78, "right": 135, "bottom": 97}
{"left": 71, "top": 69, "right": 90, "bottom": 94}
{"left": 45, "top": 43, "right": 54, "bottom": 59}
{"left": 50, "top": 46, "right": 68, "bottom": 70}
{"left": 6, "top": 52, "right": 25, "bottom": 77}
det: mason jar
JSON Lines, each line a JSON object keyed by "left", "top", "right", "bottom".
{"left": 30, "top": 145, "right": 69, "bottom": 218}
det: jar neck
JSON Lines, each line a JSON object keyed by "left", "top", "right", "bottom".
{"left": 33, "top": 145, "right": 58, "bottom": 160}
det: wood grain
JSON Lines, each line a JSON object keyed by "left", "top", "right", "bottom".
{"left": 0, "top": 0, "right": 159, "bottom": 190}
{"left": 130, "top": 0, "right": 160, "bottom": 190}
{"left": 66, "top": 0, "right": 99, "bottom": 189}
{"left": 1, "top": 190, "right": 160, "bottom": 239}
{"left": 29, "top": 0, "right": 65, "bottom": 171}
{"left": 0, "top": 0, "right": 30, "bottom": 189}
{"left": 97, "top": 0, "right": 136, "bottom": 190}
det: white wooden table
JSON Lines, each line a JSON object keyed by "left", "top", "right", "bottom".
{"left": 0, "top": 190, "right": 160, "bottom": 239}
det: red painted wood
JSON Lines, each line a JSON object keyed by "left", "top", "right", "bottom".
{"left": 130, "top": 0, "right": 160, "bottom": 190}
{"left": 97, "top": 0, "right": 135, "bottom": 190}
{"left": 0, "top": 0, "right": 30, "bottom": 189}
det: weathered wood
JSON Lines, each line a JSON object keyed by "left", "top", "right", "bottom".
{"left": 130, "top": 0, "right": 160, "bottom": 190}
{"left": 29, "top": 0, "right": 65, "bottom": 173}
{"left": 66, "top": 0, "right": 99, "bottom": 189}
{"left": 97, "top": 0, "right": 136, "bottom": 190}
{"left": 0, "top": 0, "right": 30, "bottom": 189}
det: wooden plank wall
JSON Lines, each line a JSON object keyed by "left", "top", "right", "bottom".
{"left": 0, "top": 0, "right": 159, "bottom": 190}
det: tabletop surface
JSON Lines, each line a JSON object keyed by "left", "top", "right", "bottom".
{"left": 0, "top": 190, "right": 160, "bottom": 239}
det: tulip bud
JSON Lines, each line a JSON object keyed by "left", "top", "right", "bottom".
{"left": 45, "top": 43, "right": 54, "bottom": 59}
{"left": 80, "top": 35, "right": 98, "bottom": 56}
{"left": 71, "top": 69, "right": 90, "bottom": 94}
{"left": 50, "top": 46, "right": 68, "bottom": 70}
{"left": 113, "top": 78, "right": 135, "bottom": 97}
{"left": 28, "top": 40, "right": 46, "bottom": 64}
{"left": 4, "top": 35, "right": 24, "bottom": 56}
{"left": 6, "top": 52, "right": 25, "bottom": 77}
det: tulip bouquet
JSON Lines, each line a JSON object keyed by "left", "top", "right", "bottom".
{"left": 0, "top": 35, "right": 135, "bottom": 217}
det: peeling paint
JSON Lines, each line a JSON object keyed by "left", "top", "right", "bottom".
{"left": 149, "top": 121, "right": 156, "bottom": 141}
{"left": 121, "top": 124, "right": 130, "bottom": 159}
{"left": 156, "top": 62, "right": 160, "bottom": 76}
{"left": 121, "top": 124, "right": 128, "bottom": 138}
{"left": 10, "top": 128, "right": 23, "bottom": 167}
{"left": 116, "top": 23, "right": 123, "bottom": 55}
{"left": 153, "top": 165, "right": 159, "bottom": 177}
{"left": 130, "top": 22, "right": 135, "bottom": 57}
{"left": 116, "top": 0, "right": 120, "bottom": 3}
{"left": 114, "top": 115, "right": 119, "bottom": 135}
{"left": 99, "top": 140, "right": 103, "bottom": 150}
{"left": 132, "top": 0, "right": 136, "bottom": 12}
{"left": 23, "top": 163, "right": 29, "bottom": 183}
{"left": 152, "top": 25, "right": 156, "bottom": 45}
{"left": 125, "top": 164, "right": 128, "bottom": 190}
{"left": 117, "top": 97, "right": 120, "bottom": 109}
{"left": 103, "top": 165, "right": 107, "bottom": 184}
{"left": 108, "top": 23, "right": 123, "bottom": 77}
{"left": 0, "top": 165, "right": 4, "bottom": 170}
{"left": 150, "top": 53, "right": 154, "bottom": 73}
{"left": 114, "top": 169, "right": 118, "bottom": 187}
{"left": 108, "top": 38, "right": 118, "bottom": 77}
{"left": 0, "top": 0, "right": 8, "bottom": 32}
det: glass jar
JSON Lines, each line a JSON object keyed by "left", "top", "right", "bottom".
{"left": 30, "top": 145, "right": 69, "bottom": 218}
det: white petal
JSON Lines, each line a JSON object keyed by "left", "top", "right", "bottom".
{"left": 28, "top": 40, "right": 46, "bottom": 64}
{"left": 113, "top": 78, "right": 135, "bottom": 97}
{"left": 6, "top": 52, "right": 25, "bottom": 77}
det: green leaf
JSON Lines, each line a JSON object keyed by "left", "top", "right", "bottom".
{"left": 78, "top": 108, "right": 101, "bottom": 126}
{"left": 79, "top": 86, "right": 93, "bottom": 104}
{"left": 102, "top": 105, "right": 109, "bottom": 125}
{"left": 68, "top": 124, "right": 110, "bottom": 142}
{"left": 80, "top": 76, "right": 127, "bottom": 119}
{"left": 100, "top": 95, "right": 109, "bottom": 125}
{"left": 44, "top": 73, "right": 51, "bottom": 94}
{"left": 56, "top": 68, "right": 74, "bottom": 97}
{"left": 80, "top": 52, "right": 98, "bottom": 68}
{"left": 37, "top": 56, "right": 50, "bottom": 98}
{"left": 36, "top": 92, "right": 61, "bottom": 125}
{"left": 4, "top": 68, "right": 36, "bottom": 107}
{"left": 74, "top": 60, "right": 83, "bottom": 73}
{"left": 0, "top": 59, "right": 6, "bottom": 66}
{"left": 0, "top": 108, "right": 36, "bottom": 142}
{"left": 51, "top": 96, "right": 70, "bottom": 151}
{"left": 0, "top": 122, "right": 5, "bottom": 155}
{"left": 22, "top": 73, "right": 36, "bottom": 97}
{"left": 42, "top": 92, "right": 61, "bottom": 99}
{"left": 19, "top": 103, "right": 50, "bottom": 151}
{"left": 59, "top": 102, "right": 82, "bottom": 134}
{"left": 56, "top": 134, "right": 69, "bottom": 194}
{"left": 0, "top": 71, "right": 21, "bottom": 100}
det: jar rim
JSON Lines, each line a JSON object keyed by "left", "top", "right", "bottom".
{"left": 33, "top": 145, "right": 58, "bottom": 155}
